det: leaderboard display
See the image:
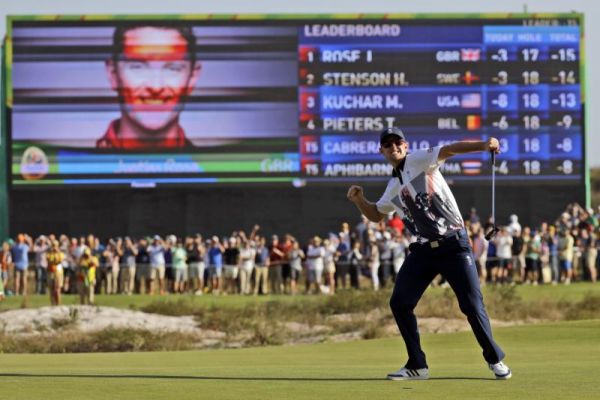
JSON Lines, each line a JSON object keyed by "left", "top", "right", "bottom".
{"left": 298, "top": 22, "right": 583, "bottom": 182}
{"left": 5, "top": 15, "right": 584, "bottom": 187}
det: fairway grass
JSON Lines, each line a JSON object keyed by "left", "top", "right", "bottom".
{"left": 1, "top": 319, "right": 598, "bottom": 400}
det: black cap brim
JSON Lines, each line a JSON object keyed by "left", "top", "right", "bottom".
{"left": 380, "top": 127, "right": 406, "bottom": 144}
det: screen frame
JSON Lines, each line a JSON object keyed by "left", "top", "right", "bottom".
{"left": 3, "top": 13, "right": 587, "bottom": 196}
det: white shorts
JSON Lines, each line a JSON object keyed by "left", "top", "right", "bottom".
{"left": 151, "top": 264, "right": 166, "bottom": 280}
{"left": 324, "top": 261, "right": 336, "bottom": 274}
{"left": 174, "top": 268, "right": 187, "bottom": 283}
{"left": 224, "top": 265, "right": 239, "bottom": 279}
{"left": 189, "top": 262, "right": 205, "bottom": 279}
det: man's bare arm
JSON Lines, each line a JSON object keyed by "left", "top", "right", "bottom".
{"left": 346, "top": 185, "right": 385, "bottom": 223}
{"left": 438, "top": 137, "right": 499, "bottom": 161}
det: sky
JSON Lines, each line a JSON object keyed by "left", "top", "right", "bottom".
{"left": 1, "top": 0, "right": 598, "bottom": 166}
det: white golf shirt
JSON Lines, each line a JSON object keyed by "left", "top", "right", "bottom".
{"left": 376, "top": 146, "right": 465, "bottom": 241}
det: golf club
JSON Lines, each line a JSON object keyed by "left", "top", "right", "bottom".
{"left": 485, "top": 150, "right": 499, "bottom": 241}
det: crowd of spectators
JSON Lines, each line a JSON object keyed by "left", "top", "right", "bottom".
{"left": 0, "top": 204, "right": 598, "bottom": 305}
{"left": 472, "top": 203, "right": 600, "bottom": 286}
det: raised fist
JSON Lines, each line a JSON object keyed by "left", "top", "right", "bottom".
{"left": 347, "top": 185, "right": 364, "bottom": 202}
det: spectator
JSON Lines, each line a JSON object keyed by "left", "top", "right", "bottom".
{"left": 511, "top": 229, "right": 526, "bottom": 283}
{"left": 354, "top": 215, "right": 371, "bottom": 254}
{"left": 63, "top": 236, "right": 79, "bottom": 293}
{"left": 571, "top": 228, "right": 582, "bottom": 280}
{"left": 280, "top": 234, "right": 294, "bottom": 294}
{"left": 102, "top": 240, "right": 120, "bottom": 294}
{"left": 335, "top": 233, "right": 352, "bottom": 289}
{"left": 207, "top": 236, "right": 224, "bottom": 294}
{"left": 391, "top": 232, "right": 409, "bottom": 279}
{"left": 557, "top": 229, "right": 575, "bottom": 284}
{"left": 135, "top": 238, "right": 151, "bottom": 294}
{"left": 524, "top": 228, "right": 542, "bottom": 285}
{"left": 288, "top": 238, "right": 305, "bottom": 294}
{"left": 268, "top": 235, "right": 285, "bottom": 295}
{"left": 0, "top": 271, "right": 4, "bottom": 300}
{"left": 186, "top": 235, "right": 205, "bottom": 295}
{"left": 172, "top": 239, "right": 188, "bottom": 293}
{"left": 387, "top": 214, "right": 404, "bottom": 236}
{"left": 545, "top": 225, "right": 560, "bottom": 285}
{"left": 223, "top": 237, "right": 241, "bottom": 294}
{"left": 596, "top": 230, "right": 600, "bottom": 278}
{"left": 323, "top": 237, "right": 337, "bottom": 295}
{"left": 33, "top": 235, "right": 49, "bottom": 295}
{"left": 1, "top": 242, "right": 13, "bottom": 295}
{"left": 12, "top": 234, "right": 32, "bottom": 295}
{"left": 378, "top": 231, "right": 393, "bottom": 288}
{"left": 580, "top": 229, "right": 597, "bottom": 282}
{"left": 494, "top": 227, "right": 513, "bottom": 284}
{"left": 120, "top": 236, "right": 138, "bottom": 295}
{"left": 349, "top": 241, "right": 363, "bottom": 289}
{"left": 339, "top": 222, "right": 352, "bottom": 248}
{"left": 149, "top": 236, "right": 167, "bottom": 295}
{"left": 485, "top": 235, "right": 498, "bottom": 285}
{"left": 557, "top": 211, "right": 573, "bottom": 232}
{"left": 538, "top": 223, "right": 552, "bottom": 284}
{"left": 472, "top": 227, "right": 488, "bottom": 286}
{"left": 507, "top": 214, "right": 522, "bottom": 236}
{"left": 467, "top": 207, "right": 480, "bottom": 225}
{"left": 367, "top": 235, "right": 380, "bottom": 291}
{"left": 164, "top": 235, "right": 176, "bottom": 293}
{"left": 238, "top": 238, "right": 256, "bottom": 295}
{"left": 78, "top": 248, "right": 98, "bottom": 304}
{"left": 305, "top": 236, "right": 325, "bottom": 294}
{"left": 46, "top": 240, "right": 65, "bottom": 305}
{"left": 253, "top": 236, "right": 270, "bottom": 295}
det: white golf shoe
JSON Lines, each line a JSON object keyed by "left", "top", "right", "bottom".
{"left": 489, "top": 361, "right": 512, "bottom": 380}
{"left": 386, "top": 367, "right": 429, "bottom": 380}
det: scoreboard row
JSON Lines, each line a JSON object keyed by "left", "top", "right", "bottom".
{"left": 299, "top": 86, "right": 580, "bottom": 114}
{"left": 297, "top": 22, "right": 584, "bottom": 182}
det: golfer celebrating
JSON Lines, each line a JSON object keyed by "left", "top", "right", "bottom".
{"left": 347, "top": 127, "right": 511, "bottom": 380}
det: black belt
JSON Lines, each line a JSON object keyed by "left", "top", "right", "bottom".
{"left": 411, "top": 230, "right": 466, "bottom": 251}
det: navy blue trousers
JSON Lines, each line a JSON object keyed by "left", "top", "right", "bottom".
{"left": 389, "top": 231, "right": 505, "bottom": 369}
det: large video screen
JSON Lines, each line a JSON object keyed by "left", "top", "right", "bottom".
{"left": 5, "top": 15, "right": 584, "bottom": 187}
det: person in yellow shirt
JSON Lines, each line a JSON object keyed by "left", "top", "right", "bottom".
{"left": 46, "top": 240, "right": 65, "bottom": 306}
{"left": 78, "top": 248, "right": 98, "bottom": 305}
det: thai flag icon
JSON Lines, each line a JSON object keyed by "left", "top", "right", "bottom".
{"left": 461, "top": 93, "right": 482, "bottom": 109}
{"left": 461, "top": 160, "right": 482, "bottom": 175}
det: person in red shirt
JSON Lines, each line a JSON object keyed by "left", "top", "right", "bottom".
{"left": 387, "top": 214, "right": 405, "bottom": 235}
{"left": 97, "top": 24, "right": 201, "bottom": 149}
{"left": 268, "top": 235, "right": 285, "bottom": 294}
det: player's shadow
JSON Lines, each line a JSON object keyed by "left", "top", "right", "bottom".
{"left": 0, "top": 373, "right": 494, "bottom": 381}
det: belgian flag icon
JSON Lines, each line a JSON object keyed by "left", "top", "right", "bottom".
{"left": 466, "top": 115, "right": 481, "bottom": 130}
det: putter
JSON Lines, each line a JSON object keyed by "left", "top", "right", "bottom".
{"left": 485, "top": 150, "right": 499, "bottom": 241}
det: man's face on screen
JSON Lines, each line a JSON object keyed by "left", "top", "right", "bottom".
{"left": 108, "top": 27, "right": 200, "bottom": 131}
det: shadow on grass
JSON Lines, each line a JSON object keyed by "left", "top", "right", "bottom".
{"left": 0, "top": 373, "right": 494, "bottom": 382}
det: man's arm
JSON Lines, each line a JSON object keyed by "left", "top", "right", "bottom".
{"left": 438, "top": 137, "right": 499, "bottom": 161}
{"left": 346, "top": 186, "right": 385, "bottom": 223}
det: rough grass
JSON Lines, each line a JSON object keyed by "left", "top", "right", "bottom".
{"left": 2, "top": 285, "right": 600, "bottom": 354}
{"left": 0, "top": 328, "right": 200, "bottom": 353}
{"left": 139, "top": 285, "right": 600, "bottom": 326}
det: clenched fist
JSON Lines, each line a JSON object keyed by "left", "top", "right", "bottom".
{"left": 486, "top": 137, "right": 500, "bottom": 153}
{"left": 347, "top": 185, "right": 364, "bottom": 202}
